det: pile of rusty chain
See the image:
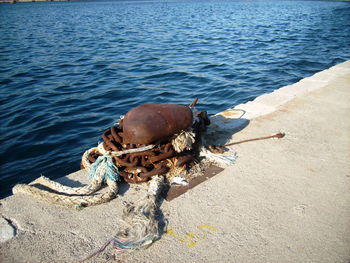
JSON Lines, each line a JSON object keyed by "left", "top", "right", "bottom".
{"left": 86, "top": 105, "right": 210, "bottom": 184}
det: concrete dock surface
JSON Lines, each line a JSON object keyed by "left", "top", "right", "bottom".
{"left": 1, "top": 60, "right": 350, "bottom": 263}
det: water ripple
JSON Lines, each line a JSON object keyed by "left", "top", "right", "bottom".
{"left": 0, "top": 0, "right": 350, "bottom": 197}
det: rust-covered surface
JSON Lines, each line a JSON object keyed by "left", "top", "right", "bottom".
{"left": 165, "top": 165, "right": 224, "bottom": 201}
{"left": 86, "top": 102, "right": 210, "bottom": 184}
{"left": 122, "top": 104, "right": 193, "bottom": 145}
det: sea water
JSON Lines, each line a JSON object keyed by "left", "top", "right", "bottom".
{"left": 1, "top": 0, "right": 350, "bottom": 197}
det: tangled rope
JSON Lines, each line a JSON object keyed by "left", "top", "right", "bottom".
{"left": 13, "top": 152, "right": 120, "bottom": 208}
{"left": 11, "top": 127, "right": 197, "bottom": 208}
{"left": 29, "top": 175, "right": 104, "bottom": 195}
{"left": 113, "top": 175, "right": 164, "bottom": 250}
{"left": 86, "top": 105, "right": 210, "bottom": 184}
{"left": 13, "top": 179, "right": 118, "bottom": 208}
{"left": 12, "top": 101, "right": 211, "bottom": 208}
{"left": 80, "top": 175, "right": 165, "bottom": 262}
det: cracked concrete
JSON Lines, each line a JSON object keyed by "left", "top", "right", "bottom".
{"left": 0, "top": 60, "right": 350, "bottom": 263}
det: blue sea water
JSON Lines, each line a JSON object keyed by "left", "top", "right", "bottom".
{"left": 0, "top": 0, "right": 349, "bottom": 197}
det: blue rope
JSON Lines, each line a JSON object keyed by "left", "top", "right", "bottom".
{"left": 87, "top": 155, "right": 120, "bottom": 182}
{"left": 112, "top": 235, "right": 159, "bottom": 250}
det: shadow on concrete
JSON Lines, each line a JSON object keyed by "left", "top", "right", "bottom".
{"left": 56, "top": 177, "right": 85, "bottom": 187}
{"left": 155, "top": 194, "right": 168, "bottom": 238}
{"left": 205, "top": 113, "right": 250, "bottom": 146}
{"left": 44, "top": 175, "right": 131, "bottom": 196}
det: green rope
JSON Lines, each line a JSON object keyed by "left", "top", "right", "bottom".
{"left": 87, "top": 155, "right": 120, "bottom": 182}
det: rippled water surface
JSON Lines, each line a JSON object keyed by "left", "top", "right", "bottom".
{"left": 1, "top": 0, "right": 350, "bottom": 196}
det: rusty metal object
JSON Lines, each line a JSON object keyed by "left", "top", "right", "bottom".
{"left": 126, "top": 166, "right": 148, "bottom": 174}
{"left": 121, "top": 163, "right": 169, "bottom": 183}
{"left": 208, "top": 145, "right": 226, "bottom": 154}
{"left": 223, "top": 132, "right": 285, "bottom": 147}
{"left": 149, "top": 143, "right": 175, "bottom": 163}
{"left": 189, "top": 98, "right": 198, "bottom": 108}
{"left": 175, "top": 154, "right": 194, "bottom": 167}
{"left": 88, "top": 101, "right": 210, "bottom": 184}
{"left": 114, "top": 156, "right": 138, "bottom": 167}
{"left": 102, "top": 130, "right": 119, "bottom": 151}
{"left": 166, "top": 165, "right": 224, "bottom": 201}
{"left": 110, "top": 126, "right": 123, "bottom": 143}
{"left": 193, "top": 110, "right": 210, "bottom": 132}
{"left": 122, "top": 104, "right": 193, "bottom": 144}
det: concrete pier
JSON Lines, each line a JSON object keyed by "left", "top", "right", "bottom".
{"left": 1, "top": 61, "right": 349, "bottom": 263}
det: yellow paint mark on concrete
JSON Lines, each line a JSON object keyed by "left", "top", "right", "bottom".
{"left": 166, "top": 224, "right": 218, "bottom": 248}
{"left": 180, "top": 233, "right": 199, "bottom": 248}
{"left": 197, "top": 224, "right": 218, "bottom": 232}
{"left": 166, "top": 228, "right": 181, "bottom": 239}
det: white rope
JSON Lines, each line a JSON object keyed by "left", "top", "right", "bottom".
{"left": 147, "top": 175, "right": 164, "bottom": 196}
{"left": 79, "top": 175, "right": 165, "bottom": 261}
{"left": 112, "top": 175, "right": 164, "bottom": 250}
{"left": 13, "top": 109, "right": 197, "bottom": 208}
{"left": 13, "top": 145, "right": 122, "bottom": 207}
{"left": 13, "top": 179, "right": 118, "bottom": 208}
{"left": 171, "top": 130, "right": 195, "bottom": 153}
{"left": 97, "top": 143, "right": 155, "bottom": 157}
{"left": 30, "top": 175, "right": 104, "bottom": 195}
{"left": 199, "top": 147, "right": 237, "bottom": 167}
